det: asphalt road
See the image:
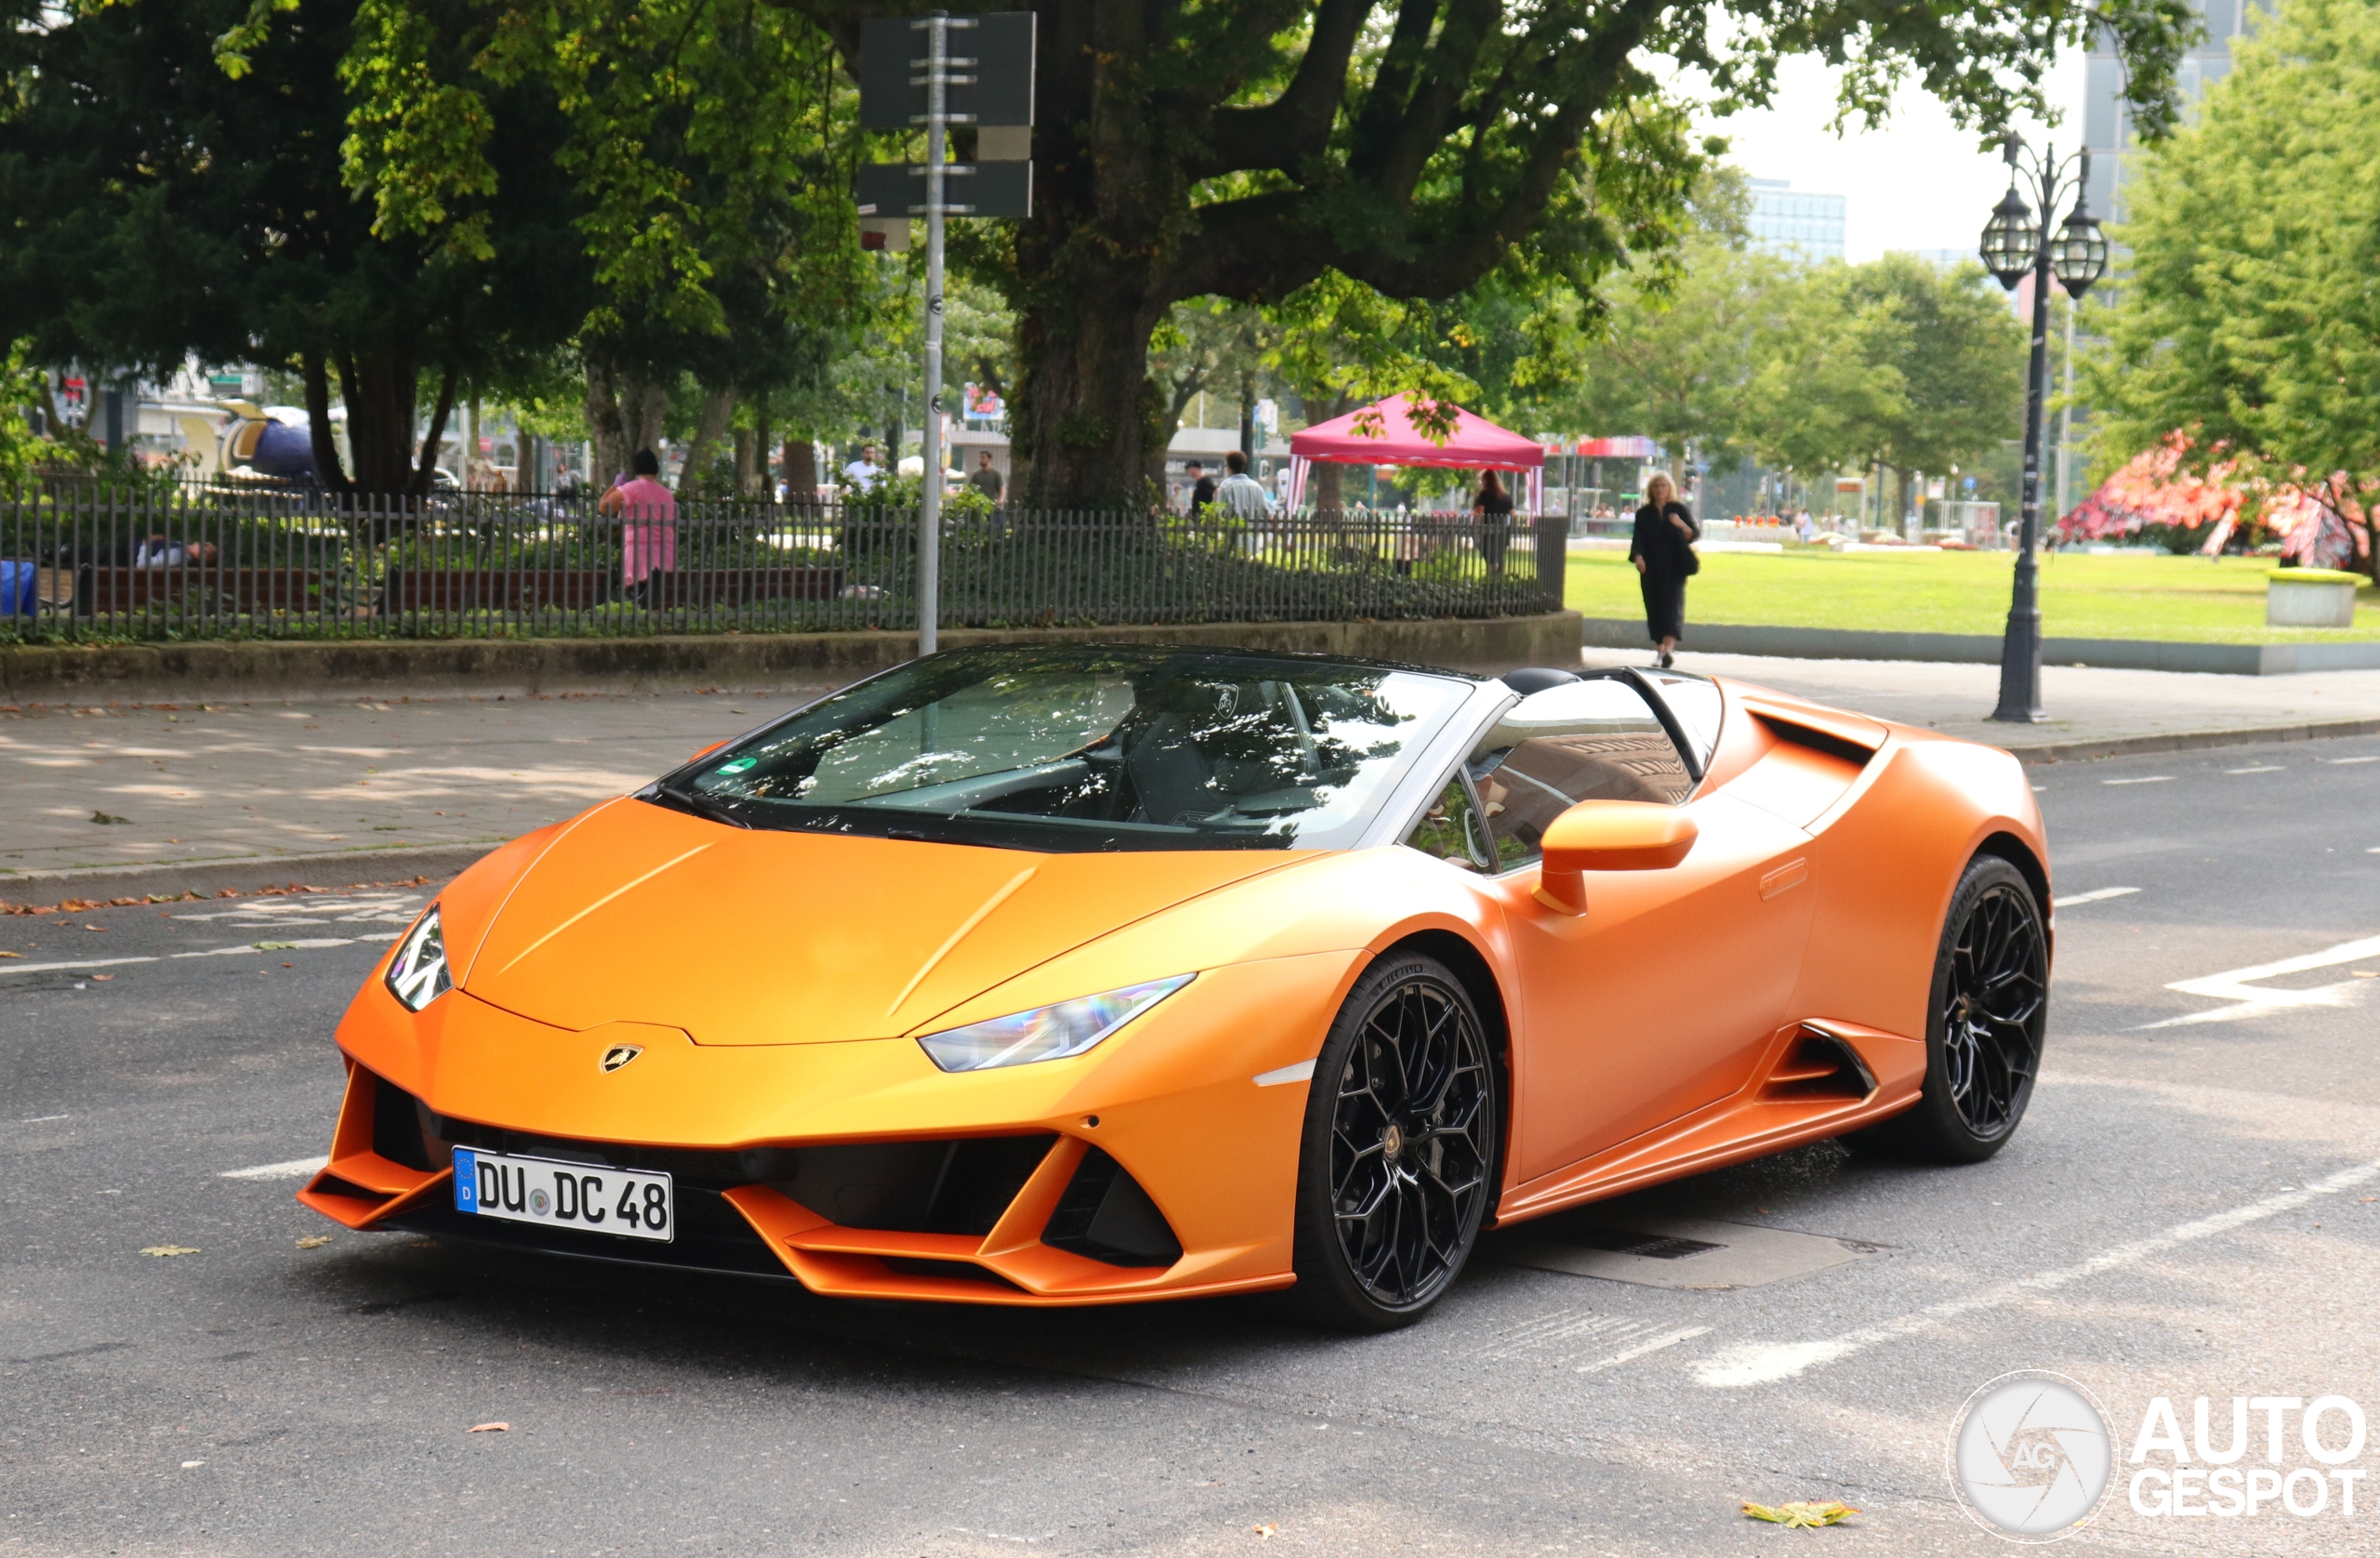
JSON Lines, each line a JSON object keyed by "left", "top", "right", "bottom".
{"left": 7, "top": 735, "right": 2380, "bottom": 1556}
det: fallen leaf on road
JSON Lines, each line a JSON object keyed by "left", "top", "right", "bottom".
{"left": 253, "top": 941, "right": 298, "bottom": 951}
{"left": 90, "top": 974, "right": 112, "bottom": 982}
{"left": 1742, "top": 1500, "right": 1858, "bottom": 1527}
{"left": 83, "top": 924, "right": 106, "bottom": 931}
{"left": 469, "top": 1422, "right": 509, "bottom": 1433}
{"left": 140, "top": 1246, "right": 202, "bottom": 1258}
{"left": 1250, "top": 1525, "right": 1276, "bottom": 1539}
{"left": 0, "top": 951, "right": 20, "bottom": 957}
{"left": 90, "top": 811, "right": 131, "bottom": 825}
{"left": 297, "top": 1235, "right": 333, "bottom": 1249}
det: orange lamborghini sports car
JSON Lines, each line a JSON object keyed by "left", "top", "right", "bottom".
{"left": 301, "top": 644, "right": 2051, "bottom": 1329}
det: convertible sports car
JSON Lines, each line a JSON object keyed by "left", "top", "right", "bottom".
{"left": 301, "top": 644, "right": 2050, "bottom": 1330}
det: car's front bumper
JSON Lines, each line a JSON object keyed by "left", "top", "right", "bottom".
{"left": 300, "top": 951, "right": 1362, "bottom": 1304}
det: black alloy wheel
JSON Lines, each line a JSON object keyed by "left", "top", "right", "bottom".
{"left": 1854, "top": 855, "right": 2047, "bottom": 1164}
{"left": 1286, "top": 953, "right": 1499, "bottom": 1330}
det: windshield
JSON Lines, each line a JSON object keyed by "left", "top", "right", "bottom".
{"left": 658, "top": 646, "right": 1474, "bottom": 852}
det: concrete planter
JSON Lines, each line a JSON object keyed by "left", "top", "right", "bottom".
{"left": 2268, "top": 569, "right": 2360, "bottom": 627}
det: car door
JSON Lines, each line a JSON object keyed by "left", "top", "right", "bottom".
{"left": 1453, "top": 677, "right": 1818, "bottom": 1183}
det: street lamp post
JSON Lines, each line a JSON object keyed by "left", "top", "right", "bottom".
{"left": 1978, "top": 134, "right": 2109, "bottom": 722}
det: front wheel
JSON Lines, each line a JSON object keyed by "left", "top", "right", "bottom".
{"left": 1284, "top": 954, "right": 1500, "bottom": 1331}
{"left": 1856, "top": 854, "right": 2048, "bottom": 1163}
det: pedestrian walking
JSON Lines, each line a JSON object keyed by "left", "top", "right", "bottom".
{"left": 1472, "top": 469, "right": 1514, "bottom": 579}
{"left": 1214, "top": 451, "right": 1272, "bottom": 522}
{"left": 967, "top": 449, "right": 1003, "bottom": 503}
{"left": 841, "top": 443, "right": 884, "bottom": 495}
{"left": 1185, "top": 460, "right": 1216, "bottom": 514}
{"left": 600, "top": 448, "right": 679, "bottom": 605}
{"left": 1630, "top": 472, "right": 1699, "bottom": 668}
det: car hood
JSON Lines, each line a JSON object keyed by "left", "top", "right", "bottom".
{"left": 456, "top": 798, "right": 1307, "bottom": 1045}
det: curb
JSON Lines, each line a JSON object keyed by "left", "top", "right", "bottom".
{"left": 1, "top": 613, "right": 1585, "bottom": 705}
{"left": 1580, "top": 617, "right": 2380, "bottom": 676}
{"left": 0, "top": 843, "right": 494, "bottom": 908}
{"left": 2006, "top": 716, "right": 2380, "bottom": 765}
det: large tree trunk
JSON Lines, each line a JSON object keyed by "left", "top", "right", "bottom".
{"left": 680, "top": 387, "right": 734, "bottom": 495}
{"left": 786, "top": 437, "right": 817, "bottom": 504}
{"left": 337, "top": 350, "right": 433, "bottom": 498}
{"left": 585, "top": 361, "right": 668, "bottom": 487}
{"left": 301, "top": 353, "right": 350, "bottom": 495}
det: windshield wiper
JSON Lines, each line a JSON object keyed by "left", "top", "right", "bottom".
{"left": 639, "top": 782, "right": 752, "bottom": 829}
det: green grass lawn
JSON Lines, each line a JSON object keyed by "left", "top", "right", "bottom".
{"left": 1566, "top": 548, "right": 2380, "bottom": 644}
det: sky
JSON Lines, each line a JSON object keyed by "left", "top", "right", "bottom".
{"left": 1699, "top": 52, "right": 2090, "bottom": 262}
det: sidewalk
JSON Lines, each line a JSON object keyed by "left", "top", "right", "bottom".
{"left": 9, "top": 654, "right": 2380, "bottom": 904}
{"left": 1591, "top": 647, "right": 2380, "bottom": 758}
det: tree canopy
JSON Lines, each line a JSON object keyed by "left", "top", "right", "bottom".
{"left": 790, "top": 0, "right": 2189, "bottom": 504}
{"left": 2081, "top": 0, "right": 2380, "bottom": 574}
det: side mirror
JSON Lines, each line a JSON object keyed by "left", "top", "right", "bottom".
{"left": 1532, "top": 800, "right": 1698, "bottom": 915}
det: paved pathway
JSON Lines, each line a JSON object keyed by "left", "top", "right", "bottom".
{"left": 8, "top": 652, "right": 2380, "bottom": 887}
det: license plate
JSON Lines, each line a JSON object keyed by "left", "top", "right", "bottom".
{"left": 452, "top": 1148, "right": 674, "bottom": 1243}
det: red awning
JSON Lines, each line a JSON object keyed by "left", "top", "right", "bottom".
{"left": 1288, "top": 393, "right": 1544, "bottom": 469}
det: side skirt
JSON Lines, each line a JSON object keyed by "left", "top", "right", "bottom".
{"left": 1494, "top": 1019, "right": 1924, "bottom": 1225}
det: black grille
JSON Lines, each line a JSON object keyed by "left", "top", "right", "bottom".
{"left": 1042, "top": 1149, "right": 1183, "bottom": 1268}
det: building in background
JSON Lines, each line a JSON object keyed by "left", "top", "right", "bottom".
{"left": 2084, "top": 0, "right": 2268, "bottom": 222}
{"left": 1745, "top": 179, "right": 1847, "bottom": 261}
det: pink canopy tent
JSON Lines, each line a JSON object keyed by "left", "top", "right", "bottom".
{"left": 1285, "top": 393, "right": 1545, "bottom": 512}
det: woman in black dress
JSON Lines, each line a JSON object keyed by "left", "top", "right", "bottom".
{"left": 1473, "top": 470, "right": 1514, "bottom": 577}
{"left": 1629, "top": 472, "right": 1699, "bottom": 668}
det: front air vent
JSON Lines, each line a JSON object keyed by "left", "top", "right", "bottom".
{"left": 1042, "top": 1148, "right": 1183, "bottom": 1268}
{"left": 1761, "top": 1027, "right": 1877, "bottom": 1103}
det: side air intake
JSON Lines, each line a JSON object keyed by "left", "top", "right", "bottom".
{"left": 1041, "top": 1149, "right": 1183, "bottom": 1267}
{"left": 1761, "top": 1026, "right": 1877, "bottom": 1103}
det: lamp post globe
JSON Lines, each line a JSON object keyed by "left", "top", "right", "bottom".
{"left": 1979, "top": 186, "right": 2038, "bottom": 291}
{"left": 2049, "top": 205, "right": 2109, "bottom": 298}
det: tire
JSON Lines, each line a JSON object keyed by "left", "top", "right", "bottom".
{"left": 1854, "top": 854, "right": 2048, "bottom": 1164}
{"left": 1283, "top": 953, "right": 1500, "bottom": 1331}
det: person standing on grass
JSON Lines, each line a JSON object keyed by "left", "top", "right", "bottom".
{"left": 1630, "top": 471, "right": 1699, "bottom": 668}
{"left": 600, "top": 448, "right": 678, "bottom": 605}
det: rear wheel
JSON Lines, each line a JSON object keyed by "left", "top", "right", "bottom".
{"left": 1284, "top": 954, "right": 1499, "bottom": 1331}
{"left": 1857, "top": 855, "right": 2047, "bottom": 1163}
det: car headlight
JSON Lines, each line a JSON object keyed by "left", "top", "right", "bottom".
{"left": 386, "top": 905, "right": 453, "bottom": 1011}
{"left": 916, "top": 974, "right": 1194, "bottom": 1073}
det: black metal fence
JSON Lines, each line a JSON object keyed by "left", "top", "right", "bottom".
{"left": 0, "top": 482, "right": 1566, "bottom": 641}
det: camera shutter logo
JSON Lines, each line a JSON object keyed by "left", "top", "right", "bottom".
{"left": 1949, "top": 1371, "right": 2115, "bottom": 1541}
{"left": 600, "top": 1044, "right": 643, "bottom": 1073}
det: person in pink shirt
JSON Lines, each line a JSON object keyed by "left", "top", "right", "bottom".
{"left": 599, "top": 449, "right": 678, "bottom": 602}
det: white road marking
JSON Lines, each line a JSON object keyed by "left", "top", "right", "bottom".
{"left": 1693, "top": 1159, "right": 2380, "bottom": 1388}
{"left": 219, "top": 1155, "right": 329, "bottom": 1182}
{"left": 2102, "top": 775, "right": 2174, "bottom": 786}
{"left": 171, "top": 938, "right": 355, "bottom": 960}
{"left": 1253, "top": 1060, "right": 1316, "bottom": 1088}
{"left": 2320, "top": 756, "right": 2379, "bottom": 765}
{"left": 0, "top": 955, "right": 158, "bottom": 977}
{"left": 2136, "top": 931, "right": 2380, "bottom": 1028}
{"left": 20, "top": 1114, "right": 70, "bottom": 1123}
{"left": 2226, "top": 765, "right": 2285, "bottom": 774}
{"left": 2052, "top": 886, "right": 2139, "bottom": 908}
{"left": 1576, "top": 1325, "right": 1712, "bottom": 1375}
{"left": 0, "top": 937, "right": 361, "bottom": 976}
